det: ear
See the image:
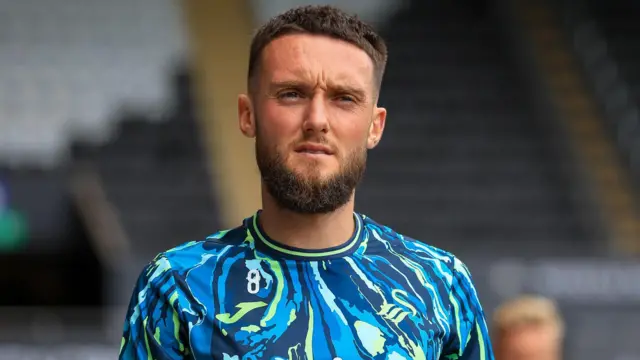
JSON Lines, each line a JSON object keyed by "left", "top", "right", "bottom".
{"left": 367, "top": 106, "right": 386, "bottom": 149}
{"left": 238, "top": 93, "right": 255, "bottom": 138}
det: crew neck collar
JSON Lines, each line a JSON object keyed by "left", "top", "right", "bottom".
{"left": 247, "top": 210, "right": 364, "bottom": 260}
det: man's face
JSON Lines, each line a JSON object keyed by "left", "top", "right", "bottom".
{"left": 239, "top": 34, "right": 386, "bottom": 213}
{"left": 497, "top": 324, "right": 562, "bottom": 360}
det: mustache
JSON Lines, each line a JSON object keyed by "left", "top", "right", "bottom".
{"left": 292, "top": 136, "right": 336, "bottom": 152}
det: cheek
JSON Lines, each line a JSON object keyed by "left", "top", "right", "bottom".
{"left": 334, "top": 121, "right": 370, "bottom": 151}
{"left": 262, "top": 101, "right": 303, "bottom": 131}
{"left": 257, "top": 105, "right": 301, "bottom": 146}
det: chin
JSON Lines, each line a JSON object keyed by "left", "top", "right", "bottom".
{"left": 295, "top": 168, "right": 335, "bottom": 181}
{"left": 289, "top": 159, "right": 338, "bottom": 173}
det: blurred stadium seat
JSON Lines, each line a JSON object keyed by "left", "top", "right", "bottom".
{"left": 0, "top": 0, "right": 186, "bottom": 167}
{"left": 356, "top": 1, "right": 600, "bottom": 258}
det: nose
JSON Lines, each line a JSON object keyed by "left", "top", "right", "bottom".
{"left": 302, "top": 94, "right": 329, "bottom": 134}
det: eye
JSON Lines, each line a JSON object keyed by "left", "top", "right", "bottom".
{"left": 278, "top": 91, "right": 302, "bottom": 100}
{"left": 335, "top": 95, "right": 355, "bottom": 103}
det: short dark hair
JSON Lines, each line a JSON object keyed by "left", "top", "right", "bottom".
{"left": 247, "top": 5, "right": 388, "bottom": 94}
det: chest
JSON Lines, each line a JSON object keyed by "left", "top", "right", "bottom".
{"left": 187, "top": 258, "right": 451, "bottom": 359}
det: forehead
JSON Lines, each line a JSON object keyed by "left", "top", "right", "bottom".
{"left": 259, "top": 34, "right": 374, "bottom": 88}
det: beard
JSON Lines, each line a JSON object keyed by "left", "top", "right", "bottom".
{"left": 255, "top": 132, "right": 367, "bottom": 214}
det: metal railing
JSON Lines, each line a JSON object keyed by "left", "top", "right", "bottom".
{"left": 68, "top": 163, "right": 133, "bottom": 344}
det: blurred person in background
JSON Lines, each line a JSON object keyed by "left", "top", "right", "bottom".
{"left": 492, "top": 295, "right": 564, "bottom": 360}
{"left": 119, "top": 5, "right": 494, "bottom": 359}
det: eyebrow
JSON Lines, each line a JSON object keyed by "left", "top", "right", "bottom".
{"left": 268, "top": 80, "right": 368, "bottom": 101}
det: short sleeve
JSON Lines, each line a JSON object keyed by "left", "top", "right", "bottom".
{"left": 119, "top": 255, "right": 190, "bottom": 359}
{"left": 442, "top": 258, "right": 495, "bottom": 360}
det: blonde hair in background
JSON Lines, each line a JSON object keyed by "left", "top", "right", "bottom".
{"left": 492, "top": 295, "right": 565, "bottom": 339}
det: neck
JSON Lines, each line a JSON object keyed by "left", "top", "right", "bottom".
{"left": 259, "top": 189, "right": 356, "bottom": 250}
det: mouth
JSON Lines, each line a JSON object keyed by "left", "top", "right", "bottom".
{"left": 294, "top": 143, "right": 334, "bottom": 156}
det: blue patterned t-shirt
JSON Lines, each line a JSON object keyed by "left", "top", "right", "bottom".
{"left": 119, "top": 212, "right": 494, "bottom": 360}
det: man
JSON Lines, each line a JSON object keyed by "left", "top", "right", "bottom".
{"left": 492, "top": 295, "right": 564, "bottom": 360}
{"left": 119, "top": 5, "right": 494, "bottom": 359}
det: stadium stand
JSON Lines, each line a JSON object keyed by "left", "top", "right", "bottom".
{"left": 570, "top": 0, "right": 640, "bottom": 185}
{"left": 356, "top": 0, "right": 599, "bottom": 258}
{"left": 550, "top": 0, "right": 640, "bottom": 252}
{"left": 0, "top": 64, "right": 215, "bottom": 353}
{"left": 0, "top": 0, "right": 186, "bottom": 168}
{"left": 0, "top": 0, "right": 195, "bottom": 352}
{"left": 72, "top": 66, "right": 221, "bottom": 280}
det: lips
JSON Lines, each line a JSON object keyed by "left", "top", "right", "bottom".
{"left": 294, "top": 143, "right": 334, "bottom": 155}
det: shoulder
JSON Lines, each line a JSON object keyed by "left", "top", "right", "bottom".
{"left": 147, "top": 222, "right": 251, "bottom": 273}
{"left": 360, "top": 214, "right": 469, "bottom": 286}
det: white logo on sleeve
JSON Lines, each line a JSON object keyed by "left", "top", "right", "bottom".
{"left": 246, "top": 269, "right": 261, "bottom": 294}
